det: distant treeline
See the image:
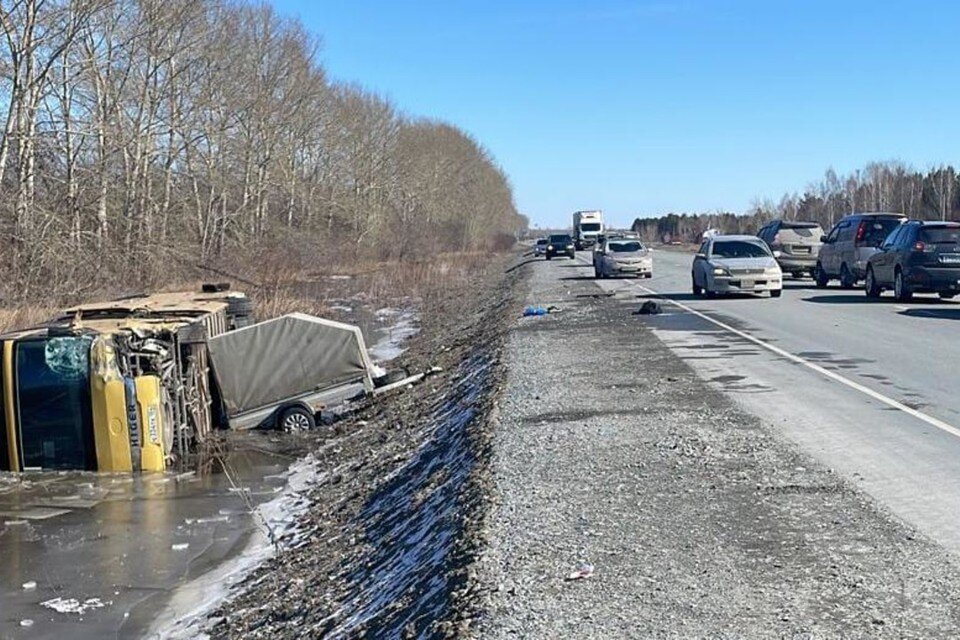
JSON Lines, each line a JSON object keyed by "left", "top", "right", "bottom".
{"left": 633, "top": 161, "right": 959, "bottom": 243}
{"left": 0, "top": 0, "right": 525, "bottom": 302}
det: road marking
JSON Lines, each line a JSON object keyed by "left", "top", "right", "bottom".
{"left": 571, "top": 254, "right": 960, "bottom": 441}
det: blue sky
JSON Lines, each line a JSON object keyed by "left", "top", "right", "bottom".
{"left": 270, "top": 1, "right": 960, "bottom": 229}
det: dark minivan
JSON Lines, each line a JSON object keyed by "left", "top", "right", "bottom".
{"left": 864, "top": 221, "right": 960, "bottom": 301}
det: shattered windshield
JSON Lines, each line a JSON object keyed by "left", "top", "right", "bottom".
{"left": 15, "top": 336, "right": 96, "bottom": 470}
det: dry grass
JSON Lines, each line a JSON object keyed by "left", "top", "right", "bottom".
{"left": 0, "top": 248, "right": 508, "bottom": 333}
{"left": 0, "top": 304, "right": 59, "bottom": 334}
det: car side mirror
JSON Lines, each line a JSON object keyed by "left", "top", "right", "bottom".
{"left": 772, "top": 250, "right": 782, "bottom": 258}
{"left": 820, "top": 235, "right": 828, "bottom": 243}
{"left": 695, "top": 252, "right": 706, "bottom": 259}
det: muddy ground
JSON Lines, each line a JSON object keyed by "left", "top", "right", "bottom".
{"left": 202, "top": 253, "right": 531, "bottom": 639}
{"left": 475, "top": 256, "right": 960, "bottom": 638}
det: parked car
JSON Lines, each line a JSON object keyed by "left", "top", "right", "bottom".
{"left": 545, "top": 233, "right": 575, "bottom": 260}
{"left": 864, "top": 220, "right": 960, "bottom": 301}
{"left": 757, "top": 220, "right": 823, "bottom": 277}
{"left": 534, "top": 237, "right": 548, "bottom": 256}
{"left": 815, "top": 213, "right": 906, "bottom": 288}
{"left": 594, "top": 238, "right": 652, "bottom": 278}
{"left": 691, "top": 235, "right": 782, "bottom": 298}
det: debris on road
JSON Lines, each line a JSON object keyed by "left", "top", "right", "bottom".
{"left": 523, "top": 305, "right": 560, "bottom": 317}
{"left": 565, "top": 563, "right": 595, "bottom": 581}
{"left": 634, "top": 300, "right": 662, "bottom": 315}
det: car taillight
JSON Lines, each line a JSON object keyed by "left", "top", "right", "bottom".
{"left": 913, "top": 241, "right": 935, "bottom": 253}
{"left": 854, "top": 222, "right": 866, "bottom": 245}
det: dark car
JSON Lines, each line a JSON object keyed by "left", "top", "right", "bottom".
{"left": 545, "top": 233, "right": 575, "bottom": 260}
{"left": 864, "top": 221, "right": 960, "bottom": 301}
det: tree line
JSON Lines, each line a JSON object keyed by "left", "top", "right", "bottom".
{"left": 0, "top": 0, "right": 525, "bottom": 302}
{"left": 633, "top": 161, "right": 960, "bottom": 243}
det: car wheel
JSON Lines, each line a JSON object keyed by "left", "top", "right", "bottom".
{"left": 278, "top": 406, "right": 315, "bottom": 431}
{"left": 645, "top": 273, "right": 653, "bottom": 279}
{"left": 546, "top": 255, "right": 552, "bottom": 261}
{"left": 814, "top": 263, "right": 829, "bottom": 288}
{"left": 770, "top": 289, "right": 782, "bottom": 298}
{"left": 839, "top": 264, "right": 856, "bottom": 289}
{"left": 692, "top": 278, "right": 702, "bottom": 296}
{"left": 894, "top": 269, "right": 913, "bottom": 302}
{"left": 865, "top": 267, "right": 882, "bottom": 298}
{"left": 939, "top": 292, "right": 956, "bottom": 300}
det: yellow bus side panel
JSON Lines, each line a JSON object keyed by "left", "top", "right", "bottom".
{"left": 3, "top": 341, "right": 19, "bottom": 472}
{"left": 135, "top": 376, "right": 166, "bottom": 473}
{"left": 91, "top": 376, "right": 133, "bottom": 473}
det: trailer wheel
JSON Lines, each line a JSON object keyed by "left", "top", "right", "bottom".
{"left": 278, "top": 406, "right": 316, "bottom": 431}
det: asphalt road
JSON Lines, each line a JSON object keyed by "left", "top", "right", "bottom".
{"left": 580, "top": 248, "right": 960, "bottom": 555}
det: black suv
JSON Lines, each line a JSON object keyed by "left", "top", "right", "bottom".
{"left": 545, "top": 234, "right": 575, "bottom": 260}
{"left": 864, "top": 220, "right": 960, "bottom": 301}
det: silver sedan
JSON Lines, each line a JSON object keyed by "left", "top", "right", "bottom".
{"left": 692, "top": 235, "right": 783, "bottom": 298}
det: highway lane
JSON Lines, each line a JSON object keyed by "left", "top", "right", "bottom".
{"left": 569, "top": 248, "right": 960, "bottom": 554}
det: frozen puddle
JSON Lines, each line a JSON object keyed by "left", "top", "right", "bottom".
{"left": 368, "top": 308, "right": 419, "bottom": 362}
{"left": 148, "top": 455, "right": 320, "bottom": 639}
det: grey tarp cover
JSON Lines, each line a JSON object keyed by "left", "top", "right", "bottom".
{"left": 207, "top": 312, "right": 375, "bottom": 417}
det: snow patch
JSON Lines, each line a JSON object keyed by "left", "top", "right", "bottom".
{"left": 42, "top": 597, "right": 110, "bottom": 615}
{"left": 368, "top": 309, "right": 419, "bottom": 363}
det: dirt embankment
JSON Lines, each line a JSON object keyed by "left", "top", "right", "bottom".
{"left": 476, "top": 257, "right": 960, "bottom": 638}
{"left": 204, "top": 252, "right": 527, "bottom": 638}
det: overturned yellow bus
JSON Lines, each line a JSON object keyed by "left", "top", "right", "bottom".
{"left": 0, "top": 288, "right": 379, "bottom": 474}
{"left": 0, "top": 290, "right": 242, "bottom": 473}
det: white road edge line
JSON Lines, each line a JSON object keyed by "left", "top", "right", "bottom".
{"left": 576, "top": 255, "right": 960, "bottom": 440}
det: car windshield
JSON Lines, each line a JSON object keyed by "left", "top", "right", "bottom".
{"left": 549, "top": 235, "right": 571, "bottom": 244}
{"left": 609, "top": 241, "right": 643, "bottom": 253}
{"left": 779, "top": 223, "right": 823, "bottom": 240}
{"left": 536, "top": 239, "right": 547, "bottom": 245}
{"left": 711, "top": 241, "right": 770, "bottom": 258}
{"left": 920, "top": 227, "right": 960, "bottom": 244}
{"left": 580, "top": 223, "right": 601, "bottom": 232}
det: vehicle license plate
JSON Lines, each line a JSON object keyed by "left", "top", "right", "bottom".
{"left": 742, "top": 280, "right": 755, "bottom": 288}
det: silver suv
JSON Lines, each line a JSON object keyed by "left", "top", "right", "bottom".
{"left": 814, "top": 213, "right": 906, "bottom": 288}
{"left": 757, "top": 220, "right": 823, "bottom": 278}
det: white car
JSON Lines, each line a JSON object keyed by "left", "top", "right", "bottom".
{"left": 691, "top": 235, "right": 782, "bottom": 298}
{"left": 533, "top": 238, "right": 547, "bottom": 256}
{"left": 594, "top": 238, "right": 652, "bottom": 278}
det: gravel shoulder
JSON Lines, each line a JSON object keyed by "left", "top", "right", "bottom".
{"left": 476, "top": 257, "right": 960, "bottom": 638}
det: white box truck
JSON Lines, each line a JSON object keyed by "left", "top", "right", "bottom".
{"left": 572, "top": 210, "right": 604, "bottom": 250}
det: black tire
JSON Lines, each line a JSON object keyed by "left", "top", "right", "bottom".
{"left": 770, "top": 289, "right": 782, "bottom": 298}
{"left": 692, "top": 277, "right": 702, "bottom": 296}
{"left": 278, "top": 406, "right": 316, "bottom": 431}
{"left": 865, "top": 267, "right": 882, "bottom": 298}
{"left": 645, "top": 273, "right": 653, "bottom": 279}
{"left": 705, "top": 289, "right": 717, "bottom": 299}
{"left": 814, "top": 263, "right": 829, "bottom": 288}
{"left": 839, "top": 264, "right": 856, "bottom": 289}
{"left": 894, "top": 269, "right": 913, "bottom": 302}
{"left": 546, "top": 254, "right": 552, "bottom": 261}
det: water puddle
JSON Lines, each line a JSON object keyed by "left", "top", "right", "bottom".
{"left": 0, "top": 432, "right": 315, "bottom": 639}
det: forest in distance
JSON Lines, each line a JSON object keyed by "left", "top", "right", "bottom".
{"left": 0, "top": 0, "right": 526, "bottom": 305}
{"left": 633, "top": 161, "right": 960, "bottom": 243}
